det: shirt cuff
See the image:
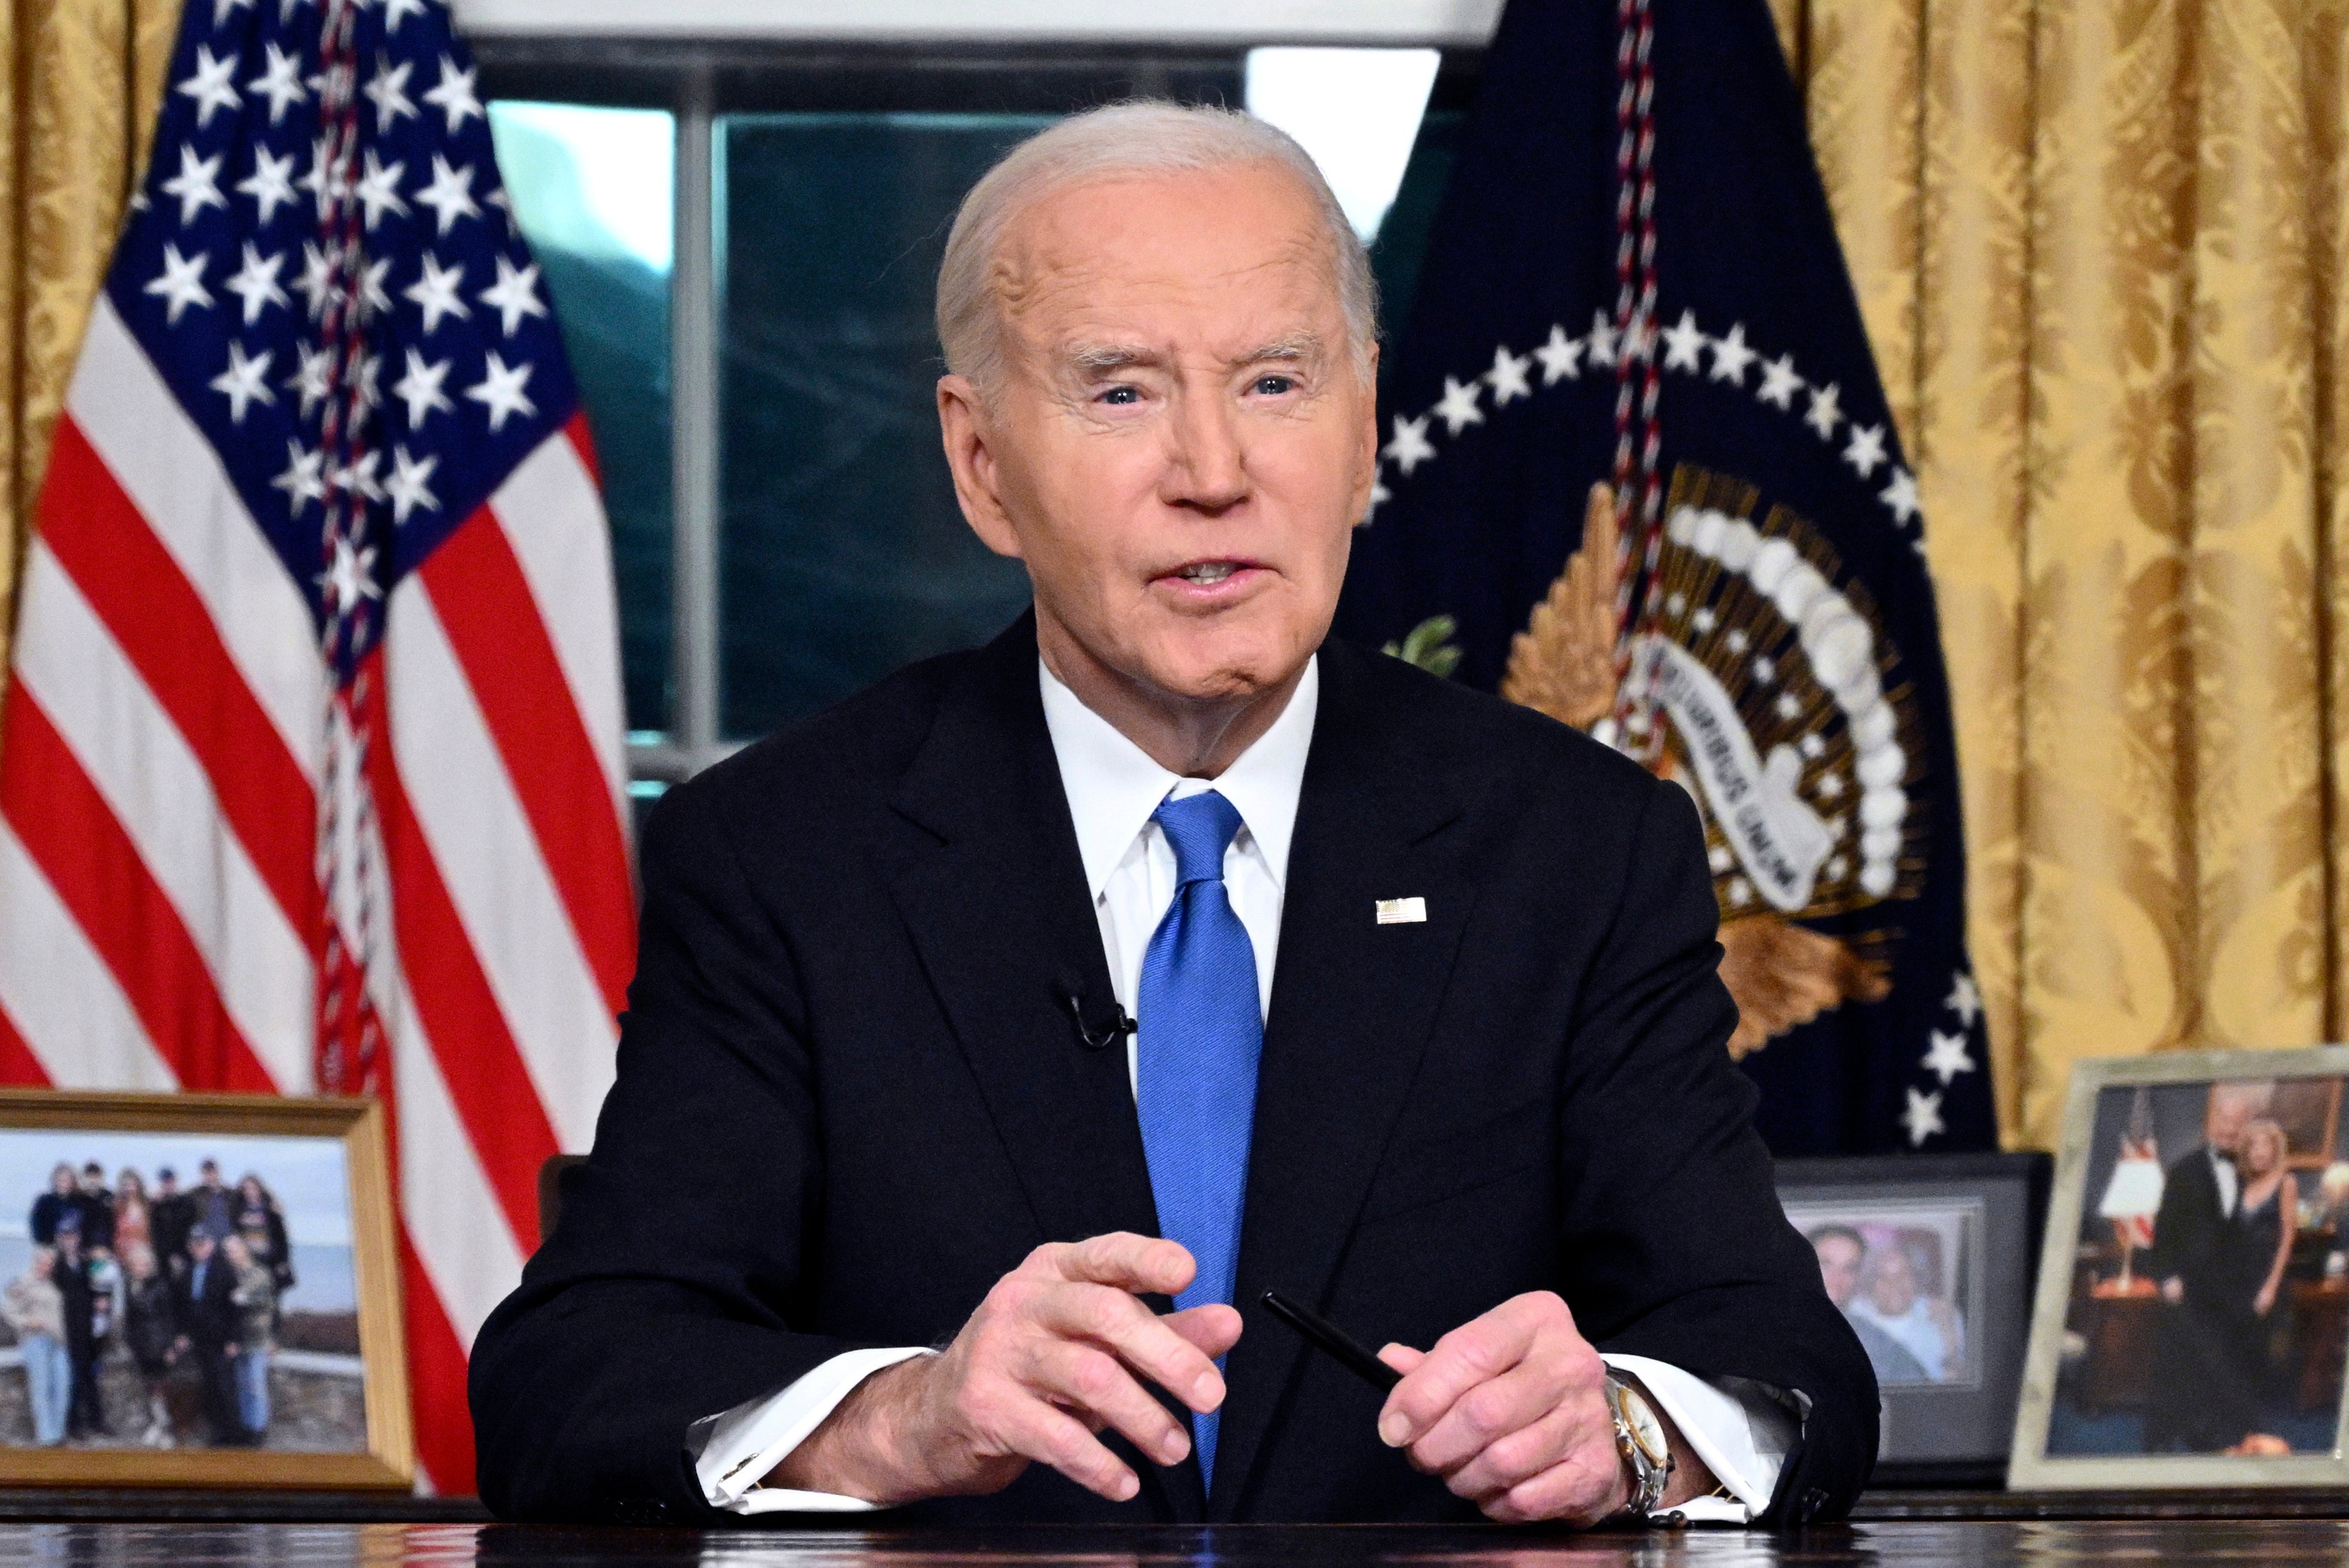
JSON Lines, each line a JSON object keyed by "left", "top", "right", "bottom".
{"left": 693, "top": 1346, "right": 937, "bottom": 1514}
{"left": 1600, "top": 1353, "right": 1793, "bottom": 1524}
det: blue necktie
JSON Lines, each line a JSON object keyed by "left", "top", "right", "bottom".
{"left": 1136, "top": 788, "right": 1262, "bottom": 1492}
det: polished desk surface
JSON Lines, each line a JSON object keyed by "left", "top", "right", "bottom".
{"left": 0, "top": 1497, "right": 2345, "bottom": 1567}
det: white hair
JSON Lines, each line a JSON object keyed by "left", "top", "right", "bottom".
{"left": 935, "top": 100, "right": 1378, "bottom": 397}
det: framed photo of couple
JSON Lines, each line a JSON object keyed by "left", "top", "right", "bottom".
{"left": 0, "top": 1088, "right": 411, "bottom": 1489}
{"left": 2010, "top": 1046, "right": 2349, "bottom": 1488}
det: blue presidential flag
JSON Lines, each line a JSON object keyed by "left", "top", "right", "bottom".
{"left": 1339, "top": 0, "right": 1993, "bottom": 1154}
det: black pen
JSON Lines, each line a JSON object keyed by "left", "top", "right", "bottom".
{"left": 1261, "top": 1290, "right": 1402, "bottom": 1393}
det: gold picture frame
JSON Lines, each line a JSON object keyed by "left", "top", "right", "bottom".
{"left": 0, "top": 1088, "right": 411, "bottom": 1489}
{"left": 2009, "top": 1046, "right": 2349, "bottom": 1489}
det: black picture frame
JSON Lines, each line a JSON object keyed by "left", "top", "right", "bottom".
{"left": 1775, "top": 1150, "right": 2050, "bottom": 1486}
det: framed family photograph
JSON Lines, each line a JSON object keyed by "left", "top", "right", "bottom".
{"left": 1778, "top": 1152, "right": 2049, "bottom": 1483}
{"left": 2010, "top": 1047, "right": 2349, "bottom": 1488}
{"left": 0, "top": 1089, "right": 411, "bottom": 1489}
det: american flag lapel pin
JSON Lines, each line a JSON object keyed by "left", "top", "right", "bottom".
{"left": 1375, "top": 897, "right": 1427, "bottom": 925}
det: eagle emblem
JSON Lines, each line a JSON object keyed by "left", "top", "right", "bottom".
{"left": 1502, "top": 470, "right": 1915, "bottom": 1056}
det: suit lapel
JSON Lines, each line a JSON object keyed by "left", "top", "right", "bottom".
{"left": 1208, "top": 643, "right": 1474, "bottom": 1519}
{"left": 885, "top": 619, "right": 1166, "bottom": 1268}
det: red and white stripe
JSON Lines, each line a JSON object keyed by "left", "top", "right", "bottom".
{"left": 0, "top": 295, "right": 631, "bottom": 1492}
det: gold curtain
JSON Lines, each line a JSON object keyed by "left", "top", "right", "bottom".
{"left": 0, "top": 0, "right": 176, "bottom": 679}
{"left": 1769, "top": 0, "right": 2349, "bottom": 1149}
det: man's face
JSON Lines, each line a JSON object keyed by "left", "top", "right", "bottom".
{"left": 200, "top": 1165, "right": 220, "bottom": 1189}
{"left": 2208, "top": 1089, "right": 2256, "bottom": 1154}
{"left": 79, "top": 1169, "right": 102, "bottom": 1194}
{"left": 190, "top": 1235, "right": 214, "bottom": 1264}
{"left": 1814, "top": 1235, "right": 1861, "bottom": 1307}
{"left": 1868, "top": 1249, "right": 1919, "bottom": 1316}
{"left": 941, "top": 162, "right": 1377, "bottom": 710}
{"left": 158, "top": 1176, "right": 177, "bottom": 1197}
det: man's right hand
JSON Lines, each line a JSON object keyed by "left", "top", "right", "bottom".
{"left": 767, "top": 1232, "right": 1241, "bottom": 1506}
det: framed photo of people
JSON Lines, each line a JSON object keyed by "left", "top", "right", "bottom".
{"left": 0, "top": 1089, "right": 411, "bottom": 1488}
{"left": 2010, "top": 1047, "right": 2349, "bottom": 1489}
{"left": 1778, "top": 1151, "right": 2049, "bottom": 1483}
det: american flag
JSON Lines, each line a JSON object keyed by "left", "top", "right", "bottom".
{"left": 0, "top": 0, "right": 632, "bottom": 1489}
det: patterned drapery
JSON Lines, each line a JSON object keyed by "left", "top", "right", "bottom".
{"left": 1770, "top": 0, "right": 2348, "bottom": 1148}
{"left": 0, "top": 0, "right": 176, "bottom": 677}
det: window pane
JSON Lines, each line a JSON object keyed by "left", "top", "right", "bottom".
{"left": 717, "top": 113, "right": 1049, "bottom": 740}
{"left": 487, "top": 101, "right": 676, "bottom": 736}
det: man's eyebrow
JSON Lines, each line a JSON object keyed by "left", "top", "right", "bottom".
{"left": 1230, "top": 333, "right": 1324, "bottom": 368}
{"left": 1063, "top": 343, "right": 1164, "bottom": 374}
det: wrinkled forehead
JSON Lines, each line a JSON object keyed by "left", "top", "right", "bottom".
{"left": 991, "top": 166, "right": 1346, "bottom": 359}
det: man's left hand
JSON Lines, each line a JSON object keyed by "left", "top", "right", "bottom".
{"left": 1378, "top": 1291, "right": 1708, "bottom": 1526}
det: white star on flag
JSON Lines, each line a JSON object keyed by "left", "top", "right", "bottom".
{"left": 1902, "top": 1087, "right": 1946, "bottom": 1146}
{"left": 422, "top": 55, "right": 483, "bottom": 134}
{"left": 393, "top": 348, "right": 454, "bottom": 427}
{"left": 247, "top": 41, "right": 308, "bottom": 123}
{"left": 478, "top": 256, "right": 547, "bottom": 336}
{"left": 1383, "top": 412, "right": 1436, "bottom": 475}
{"left": 354, "top": 150, "right": 410, "bottom": 229}
{"left": 404, "top": 253, "right": 470, "bottom": 333}
{"left": 414, "top": 155, "right": 482, "bottom": 235}
{"left": 176, "top": 45, "right": 243, "bottom": 129}
{"left": 351, "top": 348, "right": 383, "bottom": 410}
{"left": 465, "top": 350, "right": 537, "bottom": 430}
{"left": 1945, "top": 971, "right": 1982, "bottom": 1027}
{"left": 211, "top": 0, "right": 253, "bottom": 24}
{"left": 1484, "top": 344, "right": 1532, "bottom": 405}
{"left": 144, "top": 243, "right": 213, "bottom": 324}
{"left": 1659, "top": 309, "right": 1706, "bottom": 372}
{"left": 1756, "top": 354, "right": 1802, "bottom": 409}
{"left": 1585, "top": 309, "right": 1617, "bottom": 367}
{"left": 162, "top": 144, "right": 228, "bottom": 227}
{"left": 271, "top": 439, "right": 327, "bottom": 511}
{"left": 356, "top": 257, "right": 393, "bottom": 322}
{"left": 385, "top": 445, "right": 442, "bottom": 524}
{"left": 236, "top": 146, "right": 300, "bottom": 224}
{"left": 300, "top": 131, "right": 350, "bottom": 216}
{"left": 296, "top": 241, "right": 343, "bottom": 320}
{"left": 1804, "top": 382, "right": 1842, "bottom": 440}
{"left": 208, "top": 341, "right": 276, "bottom": 424}
{"left": 1708, "top": 323, "right": 1758, "bottom": 385}
{"left": 287, "top": 342, "right": 334, "bottom": 416}
{"left": 1362, "top": 470, "right": 1390, "bottom": 526}
{"left": 224, "top": 244, "right": 290, "bottom": 325}
{"left": 363, "top": 55, "right": 418, "bottom": 130}
{"left": 382, "top": 0, "right": 429, "bottom": 30}
{"left": 1433, "top": 376, "right": 1484, "bottom": 435}
{"left": 1922, "top": 1030, "right": 1976, "bottom": 1084}
{"left": 1879, "top": 466, "right": 1920, "bottom": 524}
{"left": 331, "top": 450, "right": 385, "bottom": 504}
{"left": 1534, "top": 323, "right": 1582, "bottom": 384}
{"left": 318, "top": 537, "right": 382, "bottom": 612}
{"left": 1842, "top": 422, "right": 1888, "bottom": 479}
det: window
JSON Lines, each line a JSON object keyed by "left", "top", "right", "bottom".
{"left": 476, "top": 41, "right": 1476, "bottom": 798}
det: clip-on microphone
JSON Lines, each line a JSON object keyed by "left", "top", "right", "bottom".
{"left": 1053, "top": 981, "right": 1138, "bottom": 1052}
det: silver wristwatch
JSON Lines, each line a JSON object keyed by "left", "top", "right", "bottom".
{"left": 1603, "top": 1374, "right": 1674, "bottom": 1521}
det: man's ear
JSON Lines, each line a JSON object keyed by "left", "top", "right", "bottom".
{"left": 937, "top": 373, "right": 1023, "bottom": 560}
{"left": 1348, "top": 341, "right": 1383, "bottom": 520}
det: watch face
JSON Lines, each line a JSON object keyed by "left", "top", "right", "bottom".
{"left": 1617, "top": 1383, "right": 1671, "bottom": 1468}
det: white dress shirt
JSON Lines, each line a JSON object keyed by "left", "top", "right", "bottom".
{"left": 693, "top": 656, "right": 1790, "bottom": 1521}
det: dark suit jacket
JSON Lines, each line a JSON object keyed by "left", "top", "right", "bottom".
{"left": 2146, "top": 1148, "right": 2228, "bottom": 1300}
{"left": 171, "top": 1254, "right": 237, "bottom": 1350}
{"left": 469, "top": 615, "right": 1877, "bottom": 1526}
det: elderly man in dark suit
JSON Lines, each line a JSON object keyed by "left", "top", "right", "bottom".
{"left": 470, "top": 100, "right": 1875, "bottom": 1530}
{"left": 2145, "top": 1082, "right": 2267, "bottom": 1451}
{"left": 171, "top": 1229, "right": 246, "bottom": 1446}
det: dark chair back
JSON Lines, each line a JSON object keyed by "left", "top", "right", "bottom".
{"left": 537, "top": 1154, "right": 587, "bottom": 1247}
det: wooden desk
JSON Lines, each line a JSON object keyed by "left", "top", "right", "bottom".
{"left": 0, "top": 1508, "right": 2347, "bottom": 1566}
